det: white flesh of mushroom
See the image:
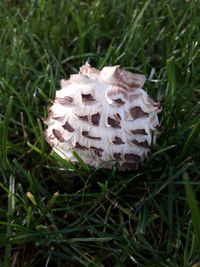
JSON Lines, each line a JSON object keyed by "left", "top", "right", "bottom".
{"left": 44, "top": 64, "right": 162, "bottom": 170}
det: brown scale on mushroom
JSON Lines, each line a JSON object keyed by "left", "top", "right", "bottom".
{"left": 90, "top": 146, "right": 104, "bottom": 157}
{"left": 62, "top": 121, "right": 75, "bottom": 132}
{"left": 81, "top": 93, "right": 95, "bottom": 103}
{"left": 113, "top": 153, "right": 122, "bottom": 160}
{"left": 132, "top": 140, "right": 151, "bottom": 149}
{"left": 44, "top": 64, "right": 162, "bottom": 170}
{"left": 131, "top": 129, "right": 148, "bottom": 135}
{"left": 76, "top": 115, "right": 89, "bottom": 121}
{"left": 52, "top": 129, "right": 65, "bottom": 142}
{"left": 130, "top": 106, "right": 149, "bottom": 120}
{"left": 75, "top": 142, "right": 89, "bottom": 150}
{"left": 107, "top": 117, "right": 121, "bottom": 128}
{"left": 91, "top": 113, "right": 100, "bottom": 126}
{"left": 82, "top": 131, "right": 101, "bottom": 140}
{"left": 112, "top": 136, "right": 125, "bottom": 145}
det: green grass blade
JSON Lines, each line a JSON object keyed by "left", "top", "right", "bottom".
{"left": 2, "top": 96, "right": 13, "bottom": 171}
{"left": 4, "top": 175, "right": 15, "bottom": 267}
{"left": 181, "top": 114, "right": 200, "bottom": 160}
{"left": 184, "top": 172, "right": 200, "bottom": 260}
{"left": 72, "top": 151, "right": 91, "bottom": 171}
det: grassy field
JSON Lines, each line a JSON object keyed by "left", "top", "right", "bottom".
{"left": 0, "top": 0, "right": 200, "bottom": 266}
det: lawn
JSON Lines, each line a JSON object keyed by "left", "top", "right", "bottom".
{"left": 0, "top": 0, "right": 200, "bottom": 266}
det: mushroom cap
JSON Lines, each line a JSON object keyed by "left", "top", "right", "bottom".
{"left": 44, "top": 64, "right": 162, "bottom": 170}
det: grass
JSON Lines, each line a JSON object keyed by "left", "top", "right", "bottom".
{"left": 0, "top": 0, "right": 200, "bottom": 266}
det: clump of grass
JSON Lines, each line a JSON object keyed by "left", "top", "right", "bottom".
{"left": 0, "top": 0, "right": 200, "bottom": 266}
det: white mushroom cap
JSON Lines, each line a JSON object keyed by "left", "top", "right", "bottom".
{"left": 44, "top": 64, "right": 162, "bottom": 170}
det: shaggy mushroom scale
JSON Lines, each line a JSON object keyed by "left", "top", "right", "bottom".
{"left": 44, "top": 64, "right": 162, "bottom": 170}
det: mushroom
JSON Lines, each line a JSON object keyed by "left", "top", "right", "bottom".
{"left": 44, "top": 64, "right": 162, "bottom": 170}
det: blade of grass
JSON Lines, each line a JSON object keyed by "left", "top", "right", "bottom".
{"left": 144, "top": 144, "right": 176, "bottom": 168}
{"left": 180, "top": 114, "right": 200, "bottom": 160}
{"left": 51, "top": 151, "right": 77, "bottom": 171}
{"left": 4, "top": 175, "right": 15, "bottom": 267}
{"left": 2, "top": 96, "right": 13, "bottom": 171}
{"left": 2, "top": 79, "right": 41, "bottom": 147}
{"left": 184, "top": 172, "right": 200, "bottom": 260}
{"left": 72, "top": 151, "right": 91, "bottom": 171}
